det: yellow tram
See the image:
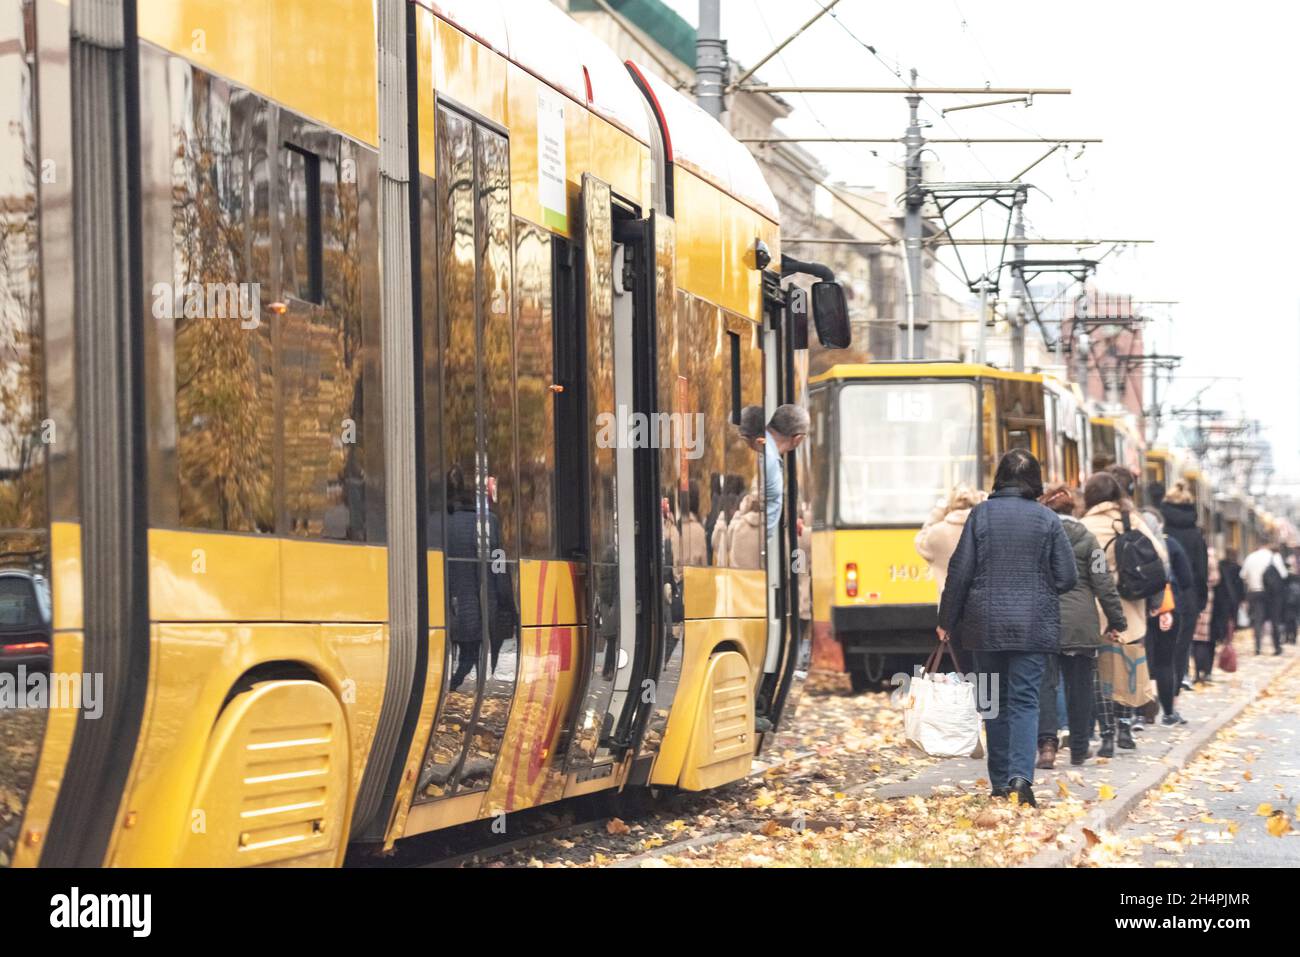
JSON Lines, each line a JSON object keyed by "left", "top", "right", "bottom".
{"left": 0, "top": 0, "right": 848, "bottom": 866}
{"left": 807, "top": 361, "right": 1090, "bottom": 688}
{"left": 1088, "top": 413, "right": 1145, "bottom": 479}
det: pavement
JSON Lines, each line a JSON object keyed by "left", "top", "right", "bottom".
{"left": 850, "top": 638, "right": 1297, "bottom": 866}
{"left": 1089, "top": 650, "right": 1300, "bottom": 866}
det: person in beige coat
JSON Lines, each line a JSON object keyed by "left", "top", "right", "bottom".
{"left": 914, "top": 484, "right": 986, "bottom": 595}
{"left": 726, "top": 491, "right": 765, "bottom": 570}
{"left": 1079, "top": 475, "right": 1168, "bottom": 641}
{"left": 1080, "top": 470, "right": 1168, "bottom": 750}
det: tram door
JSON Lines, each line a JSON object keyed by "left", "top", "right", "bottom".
{"left": 417, "top": 104, "right": 520, "bottom": 800}
{"left": 562, "top": 174, "right": 666, "bottom": 780}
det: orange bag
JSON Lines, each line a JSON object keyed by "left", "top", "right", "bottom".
{"left": 1150, "top": 583, "right": 1176, "bottom": 616}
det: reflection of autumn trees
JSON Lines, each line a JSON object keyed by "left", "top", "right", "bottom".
{"left": 170, "top": 72, "right": 374, "bottom": 539}
{"left": 682, "top": 293, "right": 726, "bottom": 555}
{"left": 172, "top": 81, "right": 274, "bottom": 532}
{"left": 0, "top": 8, "right": 48, "bottom": 869}
{"left": 514, "top": 221, "right": 553, "bottom": 556}
{"left": 0, "top": 39, "right": 47, "bottom": 584}
{"left": 438, "top": 110, "right": 477, "bottom": 495}
{"left": 282, "top": 136, "right": 367, "bottom": 539}
{"left": 478, "top": 131, "right": 516, "bottom": 552}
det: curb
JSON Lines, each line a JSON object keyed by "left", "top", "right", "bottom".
{"left": 1026, "top": 653, "right": 1300, "bottom": 868}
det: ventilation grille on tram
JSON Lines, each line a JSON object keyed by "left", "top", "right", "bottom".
{"left": 237, "top": 722, "right": 334, "bottom": 856}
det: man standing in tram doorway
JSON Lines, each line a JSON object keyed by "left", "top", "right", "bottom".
{"left": 739, "top": 403, "right": 809, "bottom": 734}
{"left": 740, "top": 403, "right": 810, "bottom": 538}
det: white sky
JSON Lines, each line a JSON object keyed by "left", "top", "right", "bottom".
{"left": 663, "top": 0, "right": 1300, "bottom": 481}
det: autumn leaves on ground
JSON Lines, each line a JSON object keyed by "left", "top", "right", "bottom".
{"left": 482, "top": 653, "right": 1299, "bottom": 868}
{"left": 490, "top": 672, "right": 1105, "bottom": 868}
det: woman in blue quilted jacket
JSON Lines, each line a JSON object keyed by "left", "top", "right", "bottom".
{"left": 938, "top": 449, "right": 1078, "bottom": 806}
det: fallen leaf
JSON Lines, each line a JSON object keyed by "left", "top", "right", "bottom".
{"left": 606, "top": 818, "right": 631, "bottom": 835}
{"left": 1099, "top": 784, "right": 1117, "bottom": 801}
{"left": 1256, "top": 803, "right": 1274, "bottom": 817}
{"left": 1266, "top": 813, "right": 1293, "bottom": 838}
{"left": 1057, "top": 779, "right": 1071, "bottom": 799}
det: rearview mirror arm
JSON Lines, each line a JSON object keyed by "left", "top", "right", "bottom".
{"left": 779, "top": 253, "right": 835, "bottom": 282}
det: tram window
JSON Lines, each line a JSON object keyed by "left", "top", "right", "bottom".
{"left": 838, "top": 381, "right": 978, "bottom": 526}
{"left": 1007, "top": 429, "right": 1031, "bottom": 453}
{"left": 477, "top": 126, "right": 518, "bottom": 560}
{"left": 280, "top": 129, "right": 380, "bottom": 542}
{"left": 552, "top": 235, "right": 587, "bottom": 558}
{"left": 516, "top": 219, "right": 556, "bottom": 558}
{"left": 809, "top": 388, "right": 831, "bottom": 527}
{"left": 172, "top": 74, "right": 276, "bottom": 534}
{"left": 680, "top": 293, "right": 726, "bottom": 565}
{"left": 722, "top": 314, "right": 762, "bottom": 567}
{"left": 419, "top": 174, "right": 443, "bottom": 547}
{"left": 981, "top": 383, "right": 998, "bottom": 491}
{"left": 439, "top": 107, "right": 478, "bottom": 542}
{"left": 282, "top": 143, "right": 324, "bottom": 305}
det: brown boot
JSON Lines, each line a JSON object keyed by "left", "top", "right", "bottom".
{"left": 1035, "top": 738, "right": 1057, "bottom": 770}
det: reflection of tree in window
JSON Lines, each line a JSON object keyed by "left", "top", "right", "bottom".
{"left": 514, "top": 220, "right": 554, "bottom": 558}
{"left": 281, "top": 132, "right": 369, "bottom": 540}
{"left": 172, "top": 77, "right": 274, "bottom": 533}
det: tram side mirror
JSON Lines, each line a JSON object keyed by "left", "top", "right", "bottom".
{"left": 812, "top": 281, "right": 851, "bottom": 349}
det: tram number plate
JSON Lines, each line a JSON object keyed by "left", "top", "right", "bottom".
{"left": 888, "top": 564, "right": 932, "bottom": 582}
{"left": 885, "top": 391, "right": 932, "bottom": 423}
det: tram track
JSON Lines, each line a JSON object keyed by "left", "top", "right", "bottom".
{"left": 374, "top": 745, "right": 816, "bottom": 869}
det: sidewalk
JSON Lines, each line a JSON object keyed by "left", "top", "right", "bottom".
{"left": 867, "top": 646, "right": 1293, "bottom": 810}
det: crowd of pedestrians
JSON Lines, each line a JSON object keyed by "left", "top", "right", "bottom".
{"left": 918, "top": 449, "right": 1295, "bottom": 803}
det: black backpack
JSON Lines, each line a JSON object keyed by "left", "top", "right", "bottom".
{"left": 1108, "top": 511, "right": 1168, "bottom": 600}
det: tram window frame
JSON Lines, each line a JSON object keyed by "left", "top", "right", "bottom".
{"left": 728, "top": 330, "right": 741, "bottom": 426}
{"left": 980, "top": 382, "right": 999, "bottom": 491}
{"left": 808, "top": 386, "right": 832, "bottom": 528}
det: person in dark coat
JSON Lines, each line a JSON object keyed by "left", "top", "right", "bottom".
{"left": 1160, "top": 483, "right": 1209, "bottom": 692}
{"left": 1282, "top": 545, "right": 1300, "bottom": 645}
{"left": 1207, "top": 547, "right": 1243, "bottom": 681}
{"left": 1035, "top": 486, "right": 1127, "bottom": 768}
{"left": 1152, "top": 522, "right": 1195, "bottom": 724}
{"left": 446, "top": 467, "right": 489, "bottom": 690}
{"left": 938, "top": 449, "right": 1077, "bottom": 805}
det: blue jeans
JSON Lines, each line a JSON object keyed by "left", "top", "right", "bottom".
{"left": 973, "top": 650, "right": 1049, "bottom": 787}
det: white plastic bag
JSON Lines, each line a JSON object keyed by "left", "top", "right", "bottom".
{"left": 903, "top": 644, "right": 983, "bottom": 758}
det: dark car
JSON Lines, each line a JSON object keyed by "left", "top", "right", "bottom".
{"left": 0, "top": 569, "right": 52, "bottom": 672}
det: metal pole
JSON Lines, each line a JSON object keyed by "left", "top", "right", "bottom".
{"left": 977, "top": 279, "right": 988, "bottom": 366}
{"left": 902, "top": 68, "right": 927, "bottom": 358}
{"left": 696, "top": 0, "right": 726, "bottom": 121}
{"left": 1010, "top": 189, "right": 1027, "bottom": 371}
